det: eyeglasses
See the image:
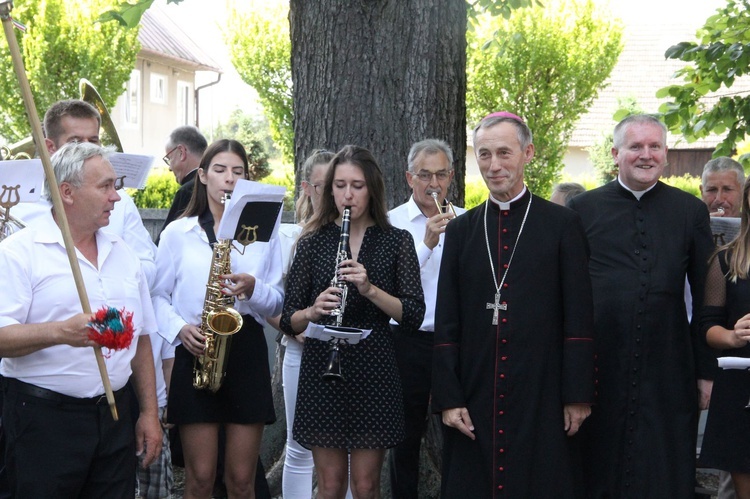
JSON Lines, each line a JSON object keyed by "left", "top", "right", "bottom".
{"left": 411, "top": 170, "right": 451, "bottom": 182}
{"left": 163, "top": 145, "right": 179, "bottom": 166}
{"left": 114, "top": 175, "right": 125, "bottom": 191}
{"left": 311, "top": 184, "right": 323, "bottom": 194}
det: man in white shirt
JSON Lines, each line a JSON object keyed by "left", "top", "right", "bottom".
{"left": 387, "top": 139, "right": 465, "bottom": 498}
{"left": 0, "top": 142, "right": 161, "bottom": 497}
{"left": 13, "top": 99, "right": 157, "bottom": 286}
{"left": 701, "top": 156, "right": 744, "bottom": 219}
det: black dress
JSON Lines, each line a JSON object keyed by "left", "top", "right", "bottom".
{"left": 700, "top": 249, "right": 750, "bottom": 472}
{"left": 280, "top": 222, "right": 425, "bottom": 449}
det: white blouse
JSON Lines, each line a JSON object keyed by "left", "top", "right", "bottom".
{"left": 152, "top": 216, "right": 284, "bottom": 346}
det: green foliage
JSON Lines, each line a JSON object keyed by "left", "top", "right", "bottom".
{"left": 467, "top": 0, "right": 623, "bottom": 198}
{"left": 587, "top": 134, "right": 616, "bottom": 184}
{"left": 588, "top": 97, "right": 644, "bottom": 184}
{"left": 0, "top": 0, "right": 139, "bottom": 142}
{"left": 128, "top": 169, "right": 179, "bottom": 209}
{"left": 225, "top": 1, "right": 293, "bottom": 163}
{"left": 661, "top": 174, "right": 701, "bottom": 198}
{"left": 262, "top": 161, "right": 295, "bottom": 212}
{"left": 468, "top": 0, "right": 543, "bottom": 20}
{"left": 214, "top": 109, "right": 272, "bottom": 181}
{"left": 659, "top": 0, "right": 750, "bottom": 166}
{"left": 465, "top": 176, "right": 490, "bottom": 210}
{"left": 97, "top": 0, "right": 183, "bottom": 27}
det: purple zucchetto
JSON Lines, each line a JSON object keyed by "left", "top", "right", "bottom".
{"left": 483, "top": 111, "right": 525, "bottom": 123}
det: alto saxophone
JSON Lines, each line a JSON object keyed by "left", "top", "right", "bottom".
{"left": 193, "top": 195, "right": 244, "bottom": 392}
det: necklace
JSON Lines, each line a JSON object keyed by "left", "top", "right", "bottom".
{"left": 483, "top": 194, "right": 532, "bottom": 325}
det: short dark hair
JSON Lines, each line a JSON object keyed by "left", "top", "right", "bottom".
{"left": 167, "top": 126, "right": 208, "bottom": 157}
{"left": 43, "top": 100, "right": 101, "bottom": 142}
{"left": 181, "top": 139, "right": 250, "bottom": 218}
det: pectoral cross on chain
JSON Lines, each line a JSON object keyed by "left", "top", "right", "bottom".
{"left": 486, "top": 292, "right": 507, "bottom": 326}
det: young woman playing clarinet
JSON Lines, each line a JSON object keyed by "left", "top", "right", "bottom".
{"left": 280, "top": 145, "right": 424, "bottom": 499}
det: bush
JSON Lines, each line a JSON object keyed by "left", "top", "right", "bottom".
{"left": 662, "top": 174, "right": 700, "bottom": 198}
{"left": 465, "top": 176, "right": 489, "bottom": 210}
{"left": 128, "top": 169, "right": 179, "bottom": 209}
{"left": 262, "top": 161, "right": 295, "bottom": 212}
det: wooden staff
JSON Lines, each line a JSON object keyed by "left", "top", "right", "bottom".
{"left": 0, "top": 0, "right": 119, "bottom": 420}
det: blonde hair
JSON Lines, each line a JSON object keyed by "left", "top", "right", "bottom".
{"left": 720, "top": 175, "right": 750, "bottom": 282}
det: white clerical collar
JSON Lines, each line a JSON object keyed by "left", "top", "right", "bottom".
{"left": 489, "top": 186, "right": 527, "bottom": 210}
{"left": 617, "top": 176, "right": 657, "bottom": 200}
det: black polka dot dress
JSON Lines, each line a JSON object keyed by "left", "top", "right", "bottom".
{"left": 280, "top": 222, "right": 425, "bottom": 449}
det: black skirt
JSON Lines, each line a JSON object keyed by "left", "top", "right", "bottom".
{"left": 167, "top": 316, "right": 276, "bottom": 425}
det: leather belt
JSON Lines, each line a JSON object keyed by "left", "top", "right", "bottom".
{"left": 2, "top": 377, "right": 126, "bottom": 406}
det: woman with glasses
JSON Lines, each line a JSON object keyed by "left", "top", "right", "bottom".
{"left": 267, "top": 149, "right": 337, "bottom": 499}
{"left": 280, "top": 145, "right": 424, "bottom": 499}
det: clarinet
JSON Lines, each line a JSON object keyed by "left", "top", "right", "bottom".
{"left": 323, "top": 206, "right": 351, "bottom": 381}
{"left": 329, "top": 206, "right": 351, "bottom": 326}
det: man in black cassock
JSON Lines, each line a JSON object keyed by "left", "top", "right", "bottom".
{"left": 433, "top": 112, "right": 595, "bottom": 498}
{"left": 568, "top": 114, "right": 715, "bottom": 498}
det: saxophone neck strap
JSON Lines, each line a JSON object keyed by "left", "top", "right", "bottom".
{"left": 199, "top": 209, "right": 218, "bottom": 246}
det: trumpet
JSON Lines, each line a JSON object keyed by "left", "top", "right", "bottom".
{"left": 431, "top": 192, "right": 456, "bottom": 217}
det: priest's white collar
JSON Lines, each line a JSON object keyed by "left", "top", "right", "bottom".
{"left": 617, "top": 176, "right": 657, "bottom": 200}
{"left": 489, "top": 186, "right": 527, "bottom": 210}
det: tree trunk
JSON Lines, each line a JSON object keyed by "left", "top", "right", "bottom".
{"left": 289, "top": 0, "right": 467, "bottom": 209}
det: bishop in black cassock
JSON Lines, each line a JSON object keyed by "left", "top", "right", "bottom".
{"left": 433, "top": 113, "right": 595, "bottom": 498}
{"left": 568, "top": 115, "right": 715, "bottom": 498}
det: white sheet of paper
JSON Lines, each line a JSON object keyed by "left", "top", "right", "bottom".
{"left": 718, "top": 356, "right": 750, "bottom": 370}
{"left": 304, "top": 323, "right": 371, "bottom": 343}
{"left": 108, "top": 153, "right": 155, "bottom": 189}
{"left": 217, "top": 179, "right": 286, "bottom": 240}
{"left": 0, "top": 159, "right": 44, "bottom": 203}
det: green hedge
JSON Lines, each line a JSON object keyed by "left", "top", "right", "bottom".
{"left": 128, "top": 169, "right": 179, "bottom": 209}
{"left": 129, "top": 169, "right": 702, "bottom": 212}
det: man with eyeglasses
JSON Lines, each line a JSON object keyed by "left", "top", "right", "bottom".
{"left": 157, "top": 126, "right": 207, "bottom": 243}
{"left": 10, "top": 100, "right": 156, "bottom": 285}
{"left": 387, "top": 139, "right": 465, "bottom": 498}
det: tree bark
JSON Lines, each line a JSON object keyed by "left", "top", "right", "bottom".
{"left": 290, "top": 0, "right": 467, "bottom": 209}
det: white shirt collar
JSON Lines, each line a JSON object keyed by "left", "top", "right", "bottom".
{"left": 617, "top": 176, "right": 657, "bottom": 200}
{"left": 489, "top": 185, "right": 527, "bottom": 210}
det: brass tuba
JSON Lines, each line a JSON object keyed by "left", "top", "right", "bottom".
{"left": 193, "top": 194, "right": 244, "bottom": 392}
{"left": 0, "top": 78, "right": 123, "bottom": 160}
